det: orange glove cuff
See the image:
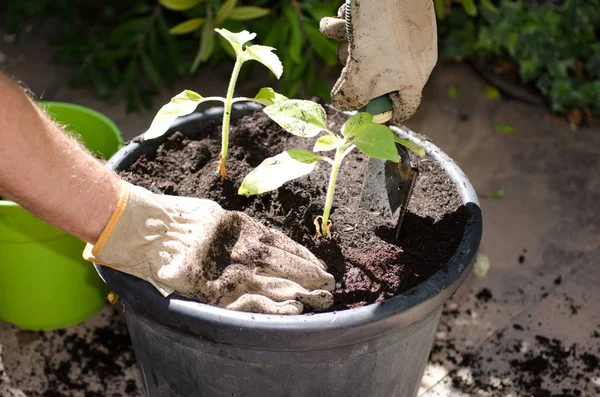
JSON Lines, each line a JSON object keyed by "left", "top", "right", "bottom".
{"left": 83, "top": 182, "right": 130, "bottom": 264}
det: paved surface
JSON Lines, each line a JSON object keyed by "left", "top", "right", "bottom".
{"left": 1, "top": 28, "right": 599, "bottom": 396}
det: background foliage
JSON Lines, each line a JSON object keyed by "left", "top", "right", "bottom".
{"left": 437, "top": 0, "right": 600, "bottom": 118}
{"left": 2, "top": 0, "right": 338, "bottom": 112}
{"left": 2, "top": 0, "right": 598, "bottom": 118}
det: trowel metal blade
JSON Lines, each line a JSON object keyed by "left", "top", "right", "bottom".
{"left": 359, "top": 143, "right": 418, "bottom": 239}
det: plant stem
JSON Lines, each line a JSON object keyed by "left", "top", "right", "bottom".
{"left": 321, "top": 146, "right": 344, "bottom": 238}
{"left": 218, "top": 58, "right": 244, "bottom": 180}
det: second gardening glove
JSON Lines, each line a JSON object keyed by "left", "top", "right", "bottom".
{"left": 84, "top": 182, "right": 335, "bottom": 315}
{"left": 320, "top": 0, "right": 438, "bottom": 123}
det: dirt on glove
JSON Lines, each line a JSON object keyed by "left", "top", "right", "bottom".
{"left": 121, "top": 106, "right": 468, "bottom": 311}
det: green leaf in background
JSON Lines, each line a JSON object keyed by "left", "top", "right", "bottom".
{"left": 140, "top": 52, "right": 161, "bottom": 87}
{"left": 214, "top": 28, "right": 255, "bottom": 56}
{"left": 169, "top": 18, "right": 205, "bottom": 35}
{"left": 124, "top": 60, "right": 138, "bottom": 85}
{"left": 285, "top": 6, "right": 302, "bottom": 64}
{"left": 341, "top": 113, "right": 373, "bottom": 138}
{"left": 484, "top": 85, "right": 501, "bottom": 100}
{"left": 458, "top": 0, "right": 478, "bottom": 17}
{"left": 109, "top": 18, "right": 147, "bottom": 47}
{"left": 492, "top": 123, "right": 516, "bottom": 134}
{"left": 313, "top": 135, "right": 343, "bottom": 152}
{"left": 304, "top": 5, "right": 338, "bottom": 22}
{"left": 490, "top": 189, "right": 505, "bottom": 199}
{"left": 254, "top": 87, "right": 288, "bottom": 106}
{"left": 434, "top": 0, "right": 446, "bottom": 20}
{"left": 286, "top": 149, "right": 322, "bottom": 164}
{"left": 447, "top": 84, "right": 459, "bottom": 100}
{"left": 143, "top": 90, "right": 206, "bottom": 140}
{"left": 191, "top": 16, "right": 215, "bottom": 73}
{"left": 228, "top": 7, "right": 270, "bottom": 21}
{"left": 305, "top": 24, "right": 337, "bottom": 66}
{"left": 158, "top": 0, "right": 204, "bottom": 12}
{"left": 351, "top": 124, "right": 400, "bottom": 162}
{"left": 264, "top": 100, "right": 327, "bottom": 137}
{"left": 156, "top": 13, "right": 186, "bottom": 76}
{"left": 245, "top": 45, "right": 283, "bottom": 79}
{"left": 215, "top": 0, "right": 238, "bottom": 25}
{"left": 395, "top": 137, "right": 426, "bottom": 157}
{"left": 238, "top": 151, "right": 317, "bottom": 196}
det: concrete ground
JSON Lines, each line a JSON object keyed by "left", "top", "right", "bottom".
{"left": 1, "top": 27, "right": 599, "bottom": 397}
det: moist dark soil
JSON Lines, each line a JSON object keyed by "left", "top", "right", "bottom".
{"left": 121, "top": 106, "right": 468, "bottom": 311}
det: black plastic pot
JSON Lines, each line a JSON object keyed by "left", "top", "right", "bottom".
{"left": 96, "top": 103, "right": 482, "bottom": 397}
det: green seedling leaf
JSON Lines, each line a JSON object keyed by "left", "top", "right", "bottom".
{"left": 395, "top": 137, "right": 426, "bottom": 157}
{"left": 341, "top": 112, "right": 373, "bottom": 138}
{"left": 169, "top": 18, "right": 205, "bottom": 35}
{"left": 245, "top": 45, "right": 283, "bottom": 79}
{"left": 287, "top": 149, "right": 322, "bottom": 163}
{"left": 215, "top": 0, "right": 238, "bottom": 25}
{"left": 493, "top": 123, "right": 516, "bottom": 134}
{"left": 214, "top": 28, "right": 256, "bottom": 56}
{"left": 239, "top": 151, "right": 317, "bottom": 196}
{"left": 264, "top": 100, "right": 327, "bottom": 137}
{"left": 351, "top": 124, "right": 400, "bottom": 162}
{"left": 484, "top": 85, "right": 501, "bottom": 100}
{"left": 228, "top": 6, "right": 270, "bottom": 20}
{"left": 313, "top": 135, "right": 344, "bottom": 152}
{"left": 447, "top": 84, "right": 459, "bottom": 100}
{"left": 490, "top": 189, "right": 505, "bottom": 199}
{"left": 472, "top": 253, "right": 491, "bottom": 278}
{"left": 218, "top": 34, "right": 236, "bottom": 58}
{"left": 254, "top": 87, "right": 288, "bottom": 106}
{"left": 159, "top": 0, "right": 204, "bottom": 11}
{"left": 143, "top": 90, "right": 204, "bottom": 140}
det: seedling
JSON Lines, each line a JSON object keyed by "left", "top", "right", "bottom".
{"left": 238, "top": 100, "right": 424, "bottom": 238}
{"left": 142, "top": 29, "right": 287, "bottom": 179}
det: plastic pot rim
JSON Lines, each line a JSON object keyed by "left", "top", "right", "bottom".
{"left": 96, "top": 103, "right": 482, "bottom": 342}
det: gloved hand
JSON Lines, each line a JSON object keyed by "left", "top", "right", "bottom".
{"left": 320, "top": 0, "right": 438, "bottom": 124}
{"left": 84, "top": 182, "right": 335, "bottom": 315}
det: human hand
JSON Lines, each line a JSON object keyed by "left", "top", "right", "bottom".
{"left": 84, "top": 182, "right": 335, "bottom": 315}
{"left": 320, "top": 0, "right": 438, "bottom": 123}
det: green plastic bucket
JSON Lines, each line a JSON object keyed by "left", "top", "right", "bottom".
{"left": 0, "top": 102, "right": 123, "bottom": 330}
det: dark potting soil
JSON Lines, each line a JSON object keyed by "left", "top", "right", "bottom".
{"left": 121, "top": 107, "right": 468, "bottom": 311}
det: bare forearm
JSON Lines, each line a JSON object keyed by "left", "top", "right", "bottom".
{"left": 0, "top": 72, "right": 121, "bottom": 243}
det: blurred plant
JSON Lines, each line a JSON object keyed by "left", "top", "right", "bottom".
{"left": 1, "top": 0, "right": 338, "bottom": 112}
{"left": 435, "top": 0, "right": 600, "bottom": 118}
{"left": 159, "top": 0, "right": 339, "bottom": 99}
{"left": 5, "top": 0, "right": 596, "bottom": 120}
{"left": 2, "top": 0, "right": 51, "bottom": 35}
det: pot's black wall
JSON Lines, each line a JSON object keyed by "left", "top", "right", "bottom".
{"left": 125, "top": 303, "right": 441, "bottom": 397}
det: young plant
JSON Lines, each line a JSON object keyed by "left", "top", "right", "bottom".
{"left": 142, "top": 28, "right": 287, "bottom": 180}
{"left": 238, "top": 100, "right": 425, "bottom": 238}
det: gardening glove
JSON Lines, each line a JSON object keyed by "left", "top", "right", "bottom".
{"left": 83, "top": 182, "right": 335, "bottom": 315}
{"left": 320, "top": 0, "right": 438, "bottom": 124}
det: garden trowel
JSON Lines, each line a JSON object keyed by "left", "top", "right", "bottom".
{"left": 357, "top": 95, "right": 419, "bottom": 241}
{"left": 344, "top": 0, "right": 419, "bottom": 240}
